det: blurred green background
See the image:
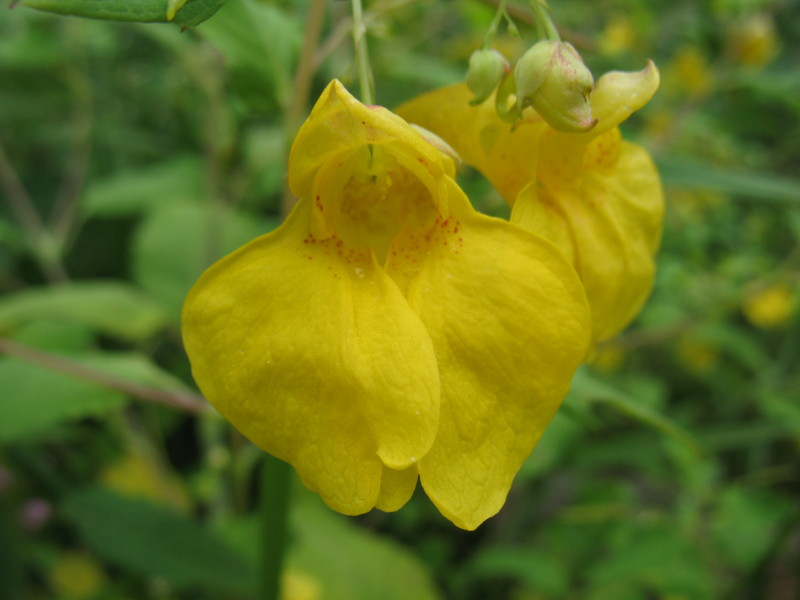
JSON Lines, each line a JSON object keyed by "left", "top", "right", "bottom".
{"left": 1, "top": 0, "right": 799, "bottom": 599}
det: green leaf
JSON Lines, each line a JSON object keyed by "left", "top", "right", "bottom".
{"left": 82, "top": 156, "right": 205, "bottom": 217}
{"left": 288, "top": 493, "right": 442, "bottom": 600}
{"left": 568, "top": 368, "right": 703, "bottom": 455}
{"left": 469, "top": 548, "right": 569, "bottom": 596}
{"left": 19, "top": 0, "right": 229, "bottom": 27}
{"left": 518, "top": 412, "right": 582, "bottom": 481}
{"left": 0, "top": 281, "right": 168, "bottom": 342}
{"left": 132, "top": 203, "right": 275, "bottom": 322}
{"left": 712, "top": 487, "right": 793, "bottom": 570}
{"left": 63, "top": 487, "right": 256, "bottom": 593}
{"left": 196, "top": 0, "right": 301, "bottom": 110}
{"left": 80, "top": 351, "right": 192, "bottom": 392}
{"left": 586, "top": 523, "right": 715, "bottom": 598}
{"left": 0, "top": 357, "right": 125, "bottom": 441}
{"left": 215, "top": 490, "right": 442, "bottom": 600}
{"left": 658, "top": 156, "right": 800, "bottom": 205}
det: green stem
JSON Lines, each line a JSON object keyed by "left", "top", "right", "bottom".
{"left": 528, "top": 0, "right": 560, "bottom": 41}
{"left": 259, "top": 455, "right": 292, "bottom": 600}
{"left": 350, "top": 0, "right": 375, "bottom": 104}
{"left": 482, "top": 0, "right": 507, "bottom": 49}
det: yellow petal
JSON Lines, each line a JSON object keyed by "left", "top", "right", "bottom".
{"left": 396, "top": 84, "right": 548, "bottom": 203}
{"left": 182, "top": 200, "right": 440, "bottom": 515}
{"left": 513, "top": 138, "right": 663, "bottom": 341}
{"left": 375, "top": 465, "right": 419, "bottom": 512}
{"left": 396, "top": 63, "right": 660, "bottom": 205}
{"left": 387, "top": 183, "right": 591, "bottom": 529}
{"left": 589, "top": 61, "right": 660, "bottom": 137}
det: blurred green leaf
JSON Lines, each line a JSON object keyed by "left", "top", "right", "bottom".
{"left": 289, "top": 493, "right": 442, "bottom": 600}
{"left": 82, "top": 156, "right": 205, "bottom": 217}
{"left": 470, "top": 548, "right": 569, "bottom": 596}
{"left": 0, "top": 281, "right": 167, "bottom": 342}
{"left": 0, "top": 358, "right": 125, "bottom": 441}
{"left": 658, "top": 156, "right": 800, "bottom": 205}
{"left": 12, "top": 320, "right": 94, "bottom": 352}
{"left": 63, "top": 487, "right": 256, "bottom": 593}
{"left": 0, "top": 350, "right": 190, "bottom": 440}
{"left": 197, "top": 0, "right": 300, "bottom": 111}
{"left": 712, "top": 487, "right": 792, "bottom": 570}
{"left": 132, "top": 203, "right": 275, "bottom": 322}
{"left": 518, "top": 412, "right": 582, "bottom": 481}
{"left": 81, "top": 351, "right": 192, "bottom": 392}
{"left": 19, "top": 0, "right": 228, "bottom": 27}
{"left": 586, "top": 523, "right": 715, "bottom": 598}
{"left": 569, "top": 369, "right": 703, "bottom": 454}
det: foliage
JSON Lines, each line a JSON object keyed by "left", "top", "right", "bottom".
{"left": 1, "top": 0, "right": 799, "bottom": 598}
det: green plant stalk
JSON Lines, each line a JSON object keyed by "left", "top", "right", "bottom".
{"left": 259, "top": 454, "right": 292, "bottom": 600}
{"left": 528, "top": 0, "right": 560, "bottom": 41}
{"left": 351, "top": 0, "right": 375, "bottom": 105}
{"left": 482, "top": 0, "right": 507, "bottom": 49}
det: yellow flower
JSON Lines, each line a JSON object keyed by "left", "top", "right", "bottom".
{"left": 396, "top": 63, "right": 663, "bottom": 342}
{"left": 725, "top": 14, "right": 779, "bottom": 68}
{"left": 599, "top": 15, "right": 637, "bottom": 56}
{"left": 50, "top": 552, "right": 107, "bottom": 599}
{"left": 743, "top": 283, "right": 795, "bottom": 329}
{"left": 667, "top": 46, "right": 712, "bottom": 100}
{"left": 183, "top": 81, "right": 591, "bottom": 530}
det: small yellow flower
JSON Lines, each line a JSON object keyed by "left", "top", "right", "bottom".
{"left": 50, "top": 552, "right": 107, "bottom": 599}
{"left": 183, "top": 81, "right": 590, "bottom": 529}
{"left": 676, "top": 334, "right": 719, "bottom": 374}
{"left": 282, "top": 569, "right": 321, "bottom": 600}
{"left": 599, "top": 16, "right": 637, "bottom": 56}
{"left": 743, "top": 283, "right": 795, "bottom": 329}
{"left": 397, "top": 63, "right": 663, "bottom": 343}
{"left": 725, "top": 14, "right": 779, "bottom": 68}
{"left": 667, "top": 47, "right": 712, "bottom": 100}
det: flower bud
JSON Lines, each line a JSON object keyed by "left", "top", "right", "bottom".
{"left": 514, "top": 40, "right": 598, "bottom": 132}
{"left": 466, "top": 49, "right": 509, "bottom": 105}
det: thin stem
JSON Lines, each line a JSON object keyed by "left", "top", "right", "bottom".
{"left": 350, "top": 0, "right": 375, "bottom": 105}
{"left": 0, "top": 141, "right": 45, "bottom": 238}
{"left": 528, "top": 0, "right": 561, "bottom": 41}
{"left": 0, "top": 141, "right": 70, "bottom": 283}
{"left": 51, "top": 22, "right": 94, "bottom": 246}
{"left": 259, "top": 455, "right": 292, "bottom": 600}
{"left": 482, "top": 0, "right": 507, "bottom": 49}
{"left": 0, "top": 337, "right": 211, "bottom": 415}
{"left": 281, "top": 0, "right": 328, "bottom": 217}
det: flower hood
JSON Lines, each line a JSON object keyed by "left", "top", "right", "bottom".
{"left": 182, "top": 80, "right": 591, "bottom": 529}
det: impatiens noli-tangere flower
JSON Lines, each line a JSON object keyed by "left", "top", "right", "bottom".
{"left": 182, "top": 81, "right": 591, "bottom": 530}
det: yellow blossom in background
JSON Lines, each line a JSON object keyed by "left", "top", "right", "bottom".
{"left": 667, "top": 47, "right": 712, "bottom": 100}
{"left": 676, "top": 334, "right": 719, "bottom": 374}
{"left": 183, "top": 80, "right": 591, "bottom": 530}
{"left": 102, "top": 445, "right": 189, "bottom": 510}
{"left": 281, "top": 569, "right": 321, "bottom": 600}
{"left": 743, "top": 283, "right": 795, "bottom": 329}
{"left": 725, "top": 14, "right": 779, "bottom": 68}
{"left": 589, "top": 343, "right": 627, "bottom": 373}
{"left": 50, "top": 552, "right": 107, "bottom": 599}
{"left": 599, "top": 15, "right": 636, "bottom": 56}
{"left": 397, "top": 63, "right": 663, "bottom": 343}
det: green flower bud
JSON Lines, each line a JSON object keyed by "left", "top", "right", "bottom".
{"left": 466, "top": 49, "right": 510, "bottom": 106}
{"left": 514, "top": 40, "right": 598, "bottom": 132}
